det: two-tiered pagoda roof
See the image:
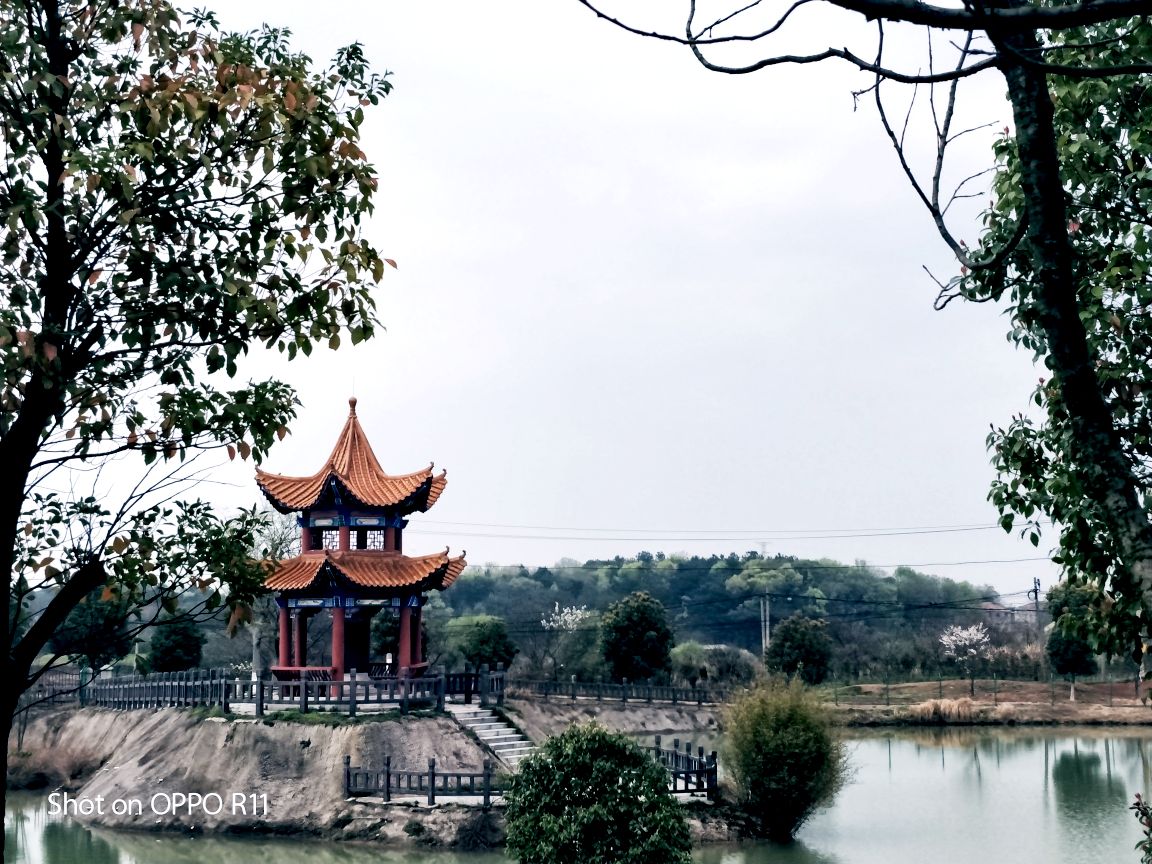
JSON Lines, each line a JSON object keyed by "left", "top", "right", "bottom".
{"left": 256, "top": 398, "right": 464, "bottom": 594}
{"left": 265, "top": 549, "right": 466, "bottom": 592}
{"left": 256, "top": 397, "right": 447, "bottom": 514}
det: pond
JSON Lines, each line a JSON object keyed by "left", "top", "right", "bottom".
{"left": 6, "top": 727, "right": 1150, "bottom": 864}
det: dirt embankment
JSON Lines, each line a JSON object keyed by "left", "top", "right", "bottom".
{"left": 10, "top": 708, "right": 502, "bottom": 848}
{"left": 504, "top": 697, "right": 722, "bottom": 742}
{"left": 504, "top": 690, "right": 1152, "bottom": 738}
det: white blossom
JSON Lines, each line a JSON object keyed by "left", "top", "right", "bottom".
{"left": 541, "top": 602, "right": 591, "bottom": 632}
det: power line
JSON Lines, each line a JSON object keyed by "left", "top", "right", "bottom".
{"left": 456, "top": 556, "right": 1051, "bottom": 571}
{"left": 418, "top": 518, "right": 1048, "bottom": 536}
{"left": 409, "top": 523, "right": 1051, "bottom": 542}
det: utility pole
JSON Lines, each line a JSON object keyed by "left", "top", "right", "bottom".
{"left": 760, "top": 592, "right": 771, "bottom": 658}
{"left": 1027, "top": 577, "right": 1042, "bottom": 638}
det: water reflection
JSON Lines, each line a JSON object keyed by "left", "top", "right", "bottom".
{"left": 696, "top": 843, "right": 840, "bottom": 864}
{"left": 6, "top": 729, "right": 1151, "bottom": 864}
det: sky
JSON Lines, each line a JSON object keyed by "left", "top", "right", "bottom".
{"left": 194, "top": 0, "right": 1057, "bottom": 600}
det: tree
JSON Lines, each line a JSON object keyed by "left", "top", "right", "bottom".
{"left": 505, "top": 722, "right": 692, "bottom": 864}
{"left": 446, "top": 615, "right": 519, "bottom": 670}
{"left": 600, "top": 591, "right": 673, "bottom": 682}
{"left": 0, "top": 0, "right": 390, "bottom": 827}
{"left": 147, "top": 615, "right": 206, "bottom": 673}
{"left": 940, "top": 623, "right": 991, "bottom": 696}
{"left": 1045, "top": 582, "right": 1099, "bottom": 700}
{"left": 978, "top": 23, "right": 1152, "bottom": 664}
{"left": 765, "top": 614, "right": 832, "bottom": 685}
{"left": 47, "top": 588, "right": 132, "bottom": 671}
{"left": 576, "top": 1, "right": 1152, "bottom": 662}
{"left": 532, "top": 602, "right": 597, "bottom": 679}
{"left": 721, "top": 678, "right": 849, "bottom": 842}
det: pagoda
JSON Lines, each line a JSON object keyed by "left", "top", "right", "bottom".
{"left": 256, "top": 398, "right": 465, "bottom": 680}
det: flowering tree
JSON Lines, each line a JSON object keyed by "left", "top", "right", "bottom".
{"left": 940, "top": 624, "right": 991, "bottom": 697}
{"left": 541, "top": 602, "right": 591, "bottom": 632}
{"left": 529, "top": 602, "right": 595, "bottom": 679}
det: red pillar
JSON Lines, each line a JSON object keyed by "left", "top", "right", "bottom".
{"left": 293, "top": 613, "right": 308, "bottom": 668}
{"left": 398, "top": 603, "right": 412, "bottom": 673}
{"left": 332, "top": 607, "right": 346, "bottom": 678}
{"left": 278, "top": 607, "right": 290, "bottom": 667}
{"left": 384, "top": 526, "right": 396, "bottom": 551}
{"left": 300, "top": 525, "right": 311, "bottom": 551}
{"left": 411, "top": 600, "right": 423, "bottom": 665}
{"left": 338, "top": 525, "right": 350, "bottom": 551}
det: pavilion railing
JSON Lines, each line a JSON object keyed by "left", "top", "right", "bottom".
{"left": 80, "top": 669, "right": 450, "bottom": 716}
{"left": 68, "top": 664, "right": 509, "bottom": 716}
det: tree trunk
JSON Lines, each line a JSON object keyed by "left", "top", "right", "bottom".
{"left": 990, "top": 23, "right": 1152, "bottom": 627}
{"left": 1069, "top": 676, "right": 1077, "bottom": 702}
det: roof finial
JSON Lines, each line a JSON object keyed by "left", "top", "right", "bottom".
{"left": 348, "top": 396, "right": 358, "bottom": 416}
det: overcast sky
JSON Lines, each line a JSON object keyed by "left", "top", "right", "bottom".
{"left": 196, "top": 1, "right": 1056, "bottom": 600}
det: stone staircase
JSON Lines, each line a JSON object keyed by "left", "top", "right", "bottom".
{"left": 448, "top": 703, "right": 535, "bottom": 768}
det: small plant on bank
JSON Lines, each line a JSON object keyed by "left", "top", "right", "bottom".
{"left": 505, "top": 723, "right": 691, "bottom": 864}
{"left": 1132, "top": 793, "right": 1152, "bottom": 863}
{"left": 721, "top": 677, "right": 850, "bottom": 842}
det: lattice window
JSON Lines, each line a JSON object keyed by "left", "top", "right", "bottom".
{"left": 321, "top": 529, "right": 340, "bottom": 550}
{"left": 363, "top": 529, "right": 388, "bottom": 550}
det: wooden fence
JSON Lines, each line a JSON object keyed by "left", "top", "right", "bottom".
{"left": 506, "top": 677, "right": 731, "bottom": 706}
{"left": 27, "top": 670, "right": 83, "bottom": 705}
{"left": 650, "top": 735, "right": 718, "bottom": 797}
{"left": 77, "top": 666, "right": 506, "bottom": 716}
{"left": 344, "top": 755, "right": 503, "bottom": 807}
{"left": 343, "top": 736, "right": 717, "bottom": 806}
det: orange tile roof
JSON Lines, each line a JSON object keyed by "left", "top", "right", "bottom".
{"left": 255, "top": 398, "right": 448, "bottom": 512}
{"left": 265, "top": 549, "right": 467, "bottom": 593}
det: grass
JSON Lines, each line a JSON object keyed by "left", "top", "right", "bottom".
{"left": 905, "top": 698, "right": 975, "bottom": 724}
{"left": 258, "top": 707, "right": 440, "bottom": 727}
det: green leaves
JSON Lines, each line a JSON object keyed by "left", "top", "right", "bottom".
{"left": 505, "top": 724, "right": 692, "bottom": 864}
{"left": 1, "top": 1, "right": 391, "bottom": 703}
{"left": 974, "top": 20, "right": 1152, "bottom": 661}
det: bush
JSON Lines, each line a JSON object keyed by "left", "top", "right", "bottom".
{"left": 721, "top": 678, "right": 849, "bottom": 841}
{"left": 505, "top": 723, "right": 691, "bottom": 864}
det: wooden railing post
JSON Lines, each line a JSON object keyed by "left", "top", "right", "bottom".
{"left": 256, "top": 675, "right": 265, "bottom": 718}
{"left": 428, "top": 758, "right": 437, "bottom": 806}
{"left": 479, "top": 664, "right": 490, "bottom": 708}
{"left": 348, "top": 669, "right": 358, "bottom": 718}
{"left": 621, "top": 678, "right": 628, "bottom": 704}
{"left": 707, "top": 752, "right": 718, "bottom": 799}
{"left": 343, "top": 755, "right": 352, "bottom": 795}
{"left": 401, "top": 674, "right": 410, "bottom": 716}
{"left": 482, "top": 759, "right": 493, "bottom": 809}
{"left": 300, "top": 678, "right": 309, "bottom": 714}
{"left": 436, "top": 674, "right": 445, "bottom": 712}
{"left": 384, "top": 755, "right": 392, "bottom": 802}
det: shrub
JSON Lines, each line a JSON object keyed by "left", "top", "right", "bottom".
{"left": 721, "top": 678, "right": 849, "bottom": 841}
{"left": 505, "top": 723, "right": 691, "bottom": 864}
